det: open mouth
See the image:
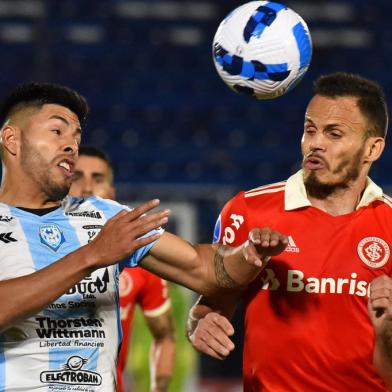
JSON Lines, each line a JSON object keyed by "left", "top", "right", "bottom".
{"left": 57, "top": 159, "right": 74, "bottom": 177}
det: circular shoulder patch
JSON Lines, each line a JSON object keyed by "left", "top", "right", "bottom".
{"left": 357, "top": 237, "right": 390, "bottom": 268}
{"left": 119, "top": 271, "right": 133, "bottom": 297}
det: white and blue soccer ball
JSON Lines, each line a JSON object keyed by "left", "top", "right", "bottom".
{"left": 212, "top": 1, "right": 312, "bottom": 99}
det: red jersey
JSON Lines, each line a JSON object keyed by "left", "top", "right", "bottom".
{"left": 213, "top": 171, "right": 392, "bottom": 391}
{"left": 117, "top": 268, "right": 171, "bottom": 392}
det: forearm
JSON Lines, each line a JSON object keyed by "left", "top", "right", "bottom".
{"left": 214, "top": 243, "right": 263, "bottom": 288}
{"left": 187, "top": 294, "right": 239, "bottom": 338}
{"left": 149, "top": 337, "right": 175, "bottom": 392}
{"left": 0, "top": 245, "right": 95, "bottom": 331}
{"left": 144, "top": 233, "right": 259, "bottom": 295}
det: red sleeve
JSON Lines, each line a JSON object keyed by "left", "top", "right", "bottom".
{"left": 213, "top": 191, "right": 250, "bottom": 246}
{"left": 137, "top": 269, "right": 171, "bottom": 316}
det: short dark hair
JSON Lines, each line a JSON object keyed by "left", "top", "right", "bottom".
{"left": 0, "top": 81, "right": 89, "bottom": 124}
{"left": 313, "top": 72, "right": 388, "bottom": 138}
{"left": 78, "top": 146, "right": 114, "bottom": 184}
{"left": 78, "top": 145, "right": 112, "bottom": 168}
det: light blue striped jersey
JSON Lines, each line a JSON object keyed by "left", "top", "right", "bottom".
{"left": 0, "top": 196, "right": 161, "bottom": 392}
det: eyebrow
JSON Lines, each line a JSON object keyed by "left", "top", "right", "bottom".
{"left": 305, "top": 118, "right": 342, "bottom": 129}
{"left": 73, "top": 170, "right": 106, "bottom": 178}
{"left": 49, "top": 115, "right": 82, "bottom": 134}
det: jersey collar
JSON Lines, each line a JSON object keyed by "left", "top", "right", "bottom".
{"left": 285, "top": 170, "right": 384, "bottom": 211}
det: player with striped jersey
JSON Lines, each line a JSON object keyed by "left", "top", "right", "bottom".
{"left": 187, "top": 72, "right": 392, "bottom": 391}
{"left": 0, "top": 82, "right": 287, "bottom": 391}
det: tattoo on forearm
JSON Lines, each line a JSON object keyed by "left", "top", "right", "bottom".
{"left": 214, "top": 248, "right": 238, "bottom": 288}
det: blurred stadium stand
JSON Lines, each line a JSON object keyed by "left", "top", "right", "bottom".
{"left": 0, "top": 0, "right": 392, "bottom": 390}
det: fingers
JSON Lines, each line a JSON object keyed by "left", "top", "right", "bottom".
{"left": 249, "top": 228, "right": 288, "bottom": 255}
{"left": 106, "top": 201, "right": 159, "bottom": 225}
{"left": 368, "top": 275, "right": 392, "bottom": 323}
{"left": 121, "top": 199, "right": 161, "bottom": 221}
{"left": 190, "top": 313, "right": 235, "bottom": 360}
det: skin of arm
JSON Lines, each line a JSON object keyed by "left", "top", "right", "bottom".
{"left": 141, "top": 228, "right": 288, "bottom": 297}
{"left": 145, "top": 309, "right": 176, "bottom": 392}
{"left": 0, "top": 200, "right": 169, "bottom": 331}
{"left": 368, "top": 275, "right": 392, "bottom": 389}
{"left": 186, "top": 292, "right": 241, "bottom": 360}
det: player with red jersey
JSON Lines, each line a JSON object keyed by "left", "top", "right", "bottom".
{"left": 118, "top": 268, "right": 173, "bottom": 392}
{"left": 187, "top": 72, "right": 392, "bottom": 391}
{"left": 70, "top": 146, "right": 175, "bottom": 392}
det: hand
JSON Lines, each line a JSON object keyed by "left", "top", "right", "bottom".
{"left": 86, "top": 199, "right": 170, "bottom": 268}
{"left": 368, "top": 275, "right": 392, "bottom": 332}
{"left": 189, "top": 312, "right": 235, "bottom": 360}
{"left": 244, "top": 227, "right": 289, "bottom": 268}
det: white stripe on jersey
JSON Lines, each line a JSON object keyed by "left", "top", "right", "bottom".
{"left": 382, "top": 194, "right": 392, "bottom": 208}
{"left": 245, "top": 186, "right": 286, "bottom": 198}
{"left": 245, "top": 181, "right": 287, "bottom": 195}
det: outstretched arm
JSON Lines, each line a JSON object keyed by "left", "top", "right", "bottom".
{"left": 141, "top": 227, "right": 288, "bottom": 296}
{"left": 368, "top": 275, "right": 392, "bottom": 389}
{"left": 145, "top": 309, "right": 176, "bottom": 392}
{"left": 0, "top": 199, "right": 169, "bottom": 331}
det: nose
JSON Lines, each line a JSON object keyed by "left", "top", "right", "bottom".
{"left": 81, "top": 178, "right": 94, "bottom": 198}
{"left": 305, "top": 132, "right": 326, "bottom": 153}
{"left": 63, "top": 136, "right": 79, "bottom": 154}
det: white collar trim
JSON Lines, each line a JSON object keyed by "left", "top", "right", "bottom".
{"left": 284, "top": 170, "right": 384, "bottom": 211}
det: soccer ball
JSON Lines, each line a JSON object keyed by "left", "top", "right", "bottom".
{"left": 212, "top": 1, "right": 312, "bottom": 99}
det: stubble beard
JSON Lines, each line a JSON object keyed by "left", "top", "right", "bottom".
{"left": 20, "top": 140, "right": 70, "bottom": 202}
{"left": 304, "top": 146, "right": 364, "bottom": 199}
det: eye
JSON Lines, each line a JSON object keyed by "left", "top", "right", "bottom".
{"left": 52, "top": 129, "right": 61, "bottom": 135}
{"left": 328, "top": 130, "right": 342, "bottom": 139}
{"left": 304, "top": 126, "right": 316, "bottom": 135}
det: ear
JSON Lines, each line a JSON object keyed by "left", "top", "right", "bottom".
{"left": 1, "top": 124, "right": 19, "bottom": 156}
{"left": 364, "top": 136, "right": 385, "bottom": 163}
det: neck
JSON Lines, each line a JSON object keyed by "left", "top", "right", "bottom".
{"left": 0, "top": 168, "right": 61, "bottom": 209}
{"left": 307, "top": 178, "right": 367, "bottom": 216}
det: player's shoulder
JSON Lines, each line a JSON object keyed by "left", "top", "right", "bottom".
{"left": 225, "top": 180, "right": 286, "bottom": 209}
{"left": 122, "top": 267, "right": 165, "bottom": 293}
{"left": 244, "top": 180, "right": 287, "bottom": 199}
{"left": 380, "top": 193, "right": 392, "bottom": 207}
{"left": 0, "top": 202, "right": 15, "bottom": 224}
{"left": 63, "top": 196, "right": 129, "bottom": 218}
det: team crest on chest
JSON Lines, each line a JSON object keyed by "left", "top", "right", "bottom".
{"left": 357, "top": 237, "right": 390, "bottom": 268}
{"left": 39, "top": 224, "right": 65, "bottom": 252}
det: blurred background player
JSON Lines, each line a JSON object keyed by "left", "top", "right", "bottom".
{"left": 70, "top": 146, "right": 176, "bottom": 392}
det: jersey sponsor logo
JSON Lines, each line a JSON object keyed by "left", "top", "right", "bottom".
{"left": 285, "top": 236, "right": 299, "bottom": 253}
{"left": 212, "top": 215, "right": 221, "bottom": 243}
{"left": 357, "top": 237, "right": 390, "bottom": 268}
{"left": 287, "top": 270, "right": 369, "bottom": 296}
{"left": 82, "top": 224, "right": 103, "bottom": 243}
{"left": 0, "top": 215, "right": 13, "bottom": 222}
{"left": 222, "top": 213, "right": 244, "bottom": 244}
{"left": 39, "top": 224, "right": 65, "bottom": 251}
{"left": 260, "top": 269, "right": 370, "bottom": 297}
{"left": 66, "top": 268, "right": 110, "bottom": 297}
{"left": 66, "top": 210, "right": 103, "bottom": 219}
{"left": 35, "top": 316, "right": 106, "bottom": 339}
{"left": 40, "top": 356, "right": 102, "bottom": 386}
{"left": 119, "top": 271, "right": 133, "bottom": 297}
{"left": 0, "top": 232, "right": 17, "bottom": 243}
{"left": 82, "top": 225, "right": 103, "bottom": 230}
